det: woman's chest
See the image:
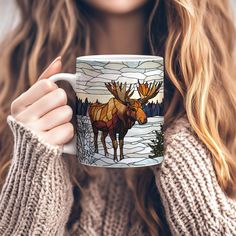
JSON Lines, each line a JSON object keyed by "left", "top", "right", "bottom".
{"left": 67, "top": 172, "right": 148, "bottom": 236}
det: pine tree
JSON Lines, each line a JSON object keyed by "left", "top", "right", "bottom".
{"left": 148, "top": 124, "right": 164, "bottom": 158}
{"left": 83, "top": 98, "right": 89, "bottom": 115}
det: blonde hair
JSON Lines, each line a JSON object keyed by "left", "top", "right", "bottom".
{"left": 0, "top": 0, "right": 236, "bottom": 235}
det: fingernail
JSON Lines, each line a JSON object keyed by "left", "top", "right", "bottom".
{"left": 50, "top": 56, "right": 61, "bottom": 66}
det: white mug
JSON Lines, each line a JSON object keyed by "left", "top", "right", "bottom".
{"left": 49, "top": 54, "right": 164, "bottom": 168}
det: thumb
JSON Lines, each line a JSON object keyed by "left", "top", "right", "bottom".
{"left": 38, "top": 56, "right": 62, "bottom": 81}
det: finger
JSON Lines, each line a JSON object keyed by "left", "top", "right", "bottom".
{"left": 11, "top": 57, "right": 62, "bottom": 116}
{"left": 27, "top": 105, "right": 73, "bottom": 131}
{"left": 15, "top": 88, "right": 67, "bottom": 123}
{"left": 41, "top": 122, "right": 74, "bottom": 145}
{"left": 11, "top": 80, "right": 58, "bottom": 116}
{"left": 38, "top": 56, "right": 62, "bottom": 80}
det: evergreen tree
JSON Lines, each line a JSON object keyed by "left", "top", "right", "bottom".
{"left": 159, "top": 98, "right": 164, "bottom": 116}
{"left": 84, "top": 98, "right": 89, "bottom": 115}
{"left": 148, "top": 124, "right": 164, "bottom": 158}
{"left": 76, "top": 98, "right": 82, "bottom": 115}
{"left": 155, "top": 103, "right": 160, "bottom": 116}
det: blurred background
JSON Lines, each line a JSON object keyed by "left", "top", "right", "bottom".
{"left": 0, "top": 0, "right": 236, "bottom": 43}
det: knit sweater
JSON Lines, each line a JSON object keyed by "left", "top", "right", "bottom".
{"left": 0, "top": 115, "right": 235, "bottom": 236}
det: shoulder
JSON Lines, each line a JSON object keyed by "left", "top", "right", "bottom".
{"left": 152, "top": 115, "right": 215, "bottom": 179}
{"left": 164, "top": 114, "right": 204, "bottom": 151}
{"left": 151, "top": 118, "right": 236, "bottom": 235}
{"left": 164, "top": 115, "right": 212, "bottom": 166}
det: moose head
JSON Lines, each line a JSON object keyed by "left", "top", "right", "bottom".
{"left": 105, "top": 81, "right": 162, "bottom": 125}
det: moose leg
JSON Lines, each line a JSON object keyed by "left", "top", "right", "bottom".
{"left": 112, "top": 140, "right": 118, "bottom": 161}
{"left": 119, "top": 139, "right": 124, "bottom": 160}
{"left": 119, "top": 132, "right": 127, "bottom": 160}
{"left": 101, "top": 131, "right": 109, "bottom": 156}
{"left": 109, "top": 132, "right": 118, "bottom": 161}
{"left": 93, "top": 127, "right": 99, "bottom": 153}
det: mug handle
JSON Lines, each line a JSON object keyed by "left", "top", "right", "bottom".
{"left": 48, "top": 73, "right": 77, "bottom": 155}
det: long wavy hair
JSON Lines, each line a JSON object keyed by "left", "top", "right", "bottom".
{"left": 1, "top": 0, "right": 236, "bottom": 235}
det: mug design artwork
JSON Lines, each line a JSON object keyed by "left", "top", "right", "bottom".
{"left": 76, "top": 59, "right": 164, "bottom": 168}
{"left": 88, "top": 81, "right": 162, "bottom": 161}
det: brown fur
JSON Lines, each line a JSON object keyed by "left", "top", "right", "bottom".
{"left": 89, "top": 98, "right": 147, "bottom": 161}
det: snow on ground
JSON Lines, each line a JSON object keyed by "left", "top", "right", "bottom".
{"left": 79, "top": 116, "right": 164, "bottom": 168}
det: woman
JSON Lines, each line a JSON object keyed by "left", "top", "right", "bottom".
{"left": 0, "top": 0, "right": 236, "bottom": 235}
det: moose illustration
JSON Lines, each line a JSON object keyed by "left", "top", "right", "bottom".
{"left": 88, "top": 81, "right": 162, "bottom": 161}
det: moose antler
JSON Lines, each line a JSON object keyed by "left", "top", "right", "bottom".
{"left": 137, "top": 80, "right": 162, "bottom": 104}
{"left": 105, "top": 81, "right": 134, "bottom": 105}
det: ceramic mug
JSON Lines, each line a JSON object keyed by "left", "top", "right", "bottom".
{"left": 49, "top": 55, "right": 164, "bottom": 168}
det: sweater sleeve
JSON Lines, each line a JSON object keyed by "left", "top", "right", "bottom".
{"left": 0, "top": 115, "right": 74, "bottom": 236}
{"left": 152, "top": 118, "right": 236, "bottom": 236}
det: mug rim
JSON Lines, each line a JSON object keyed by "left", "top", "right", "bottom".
{"left": 76, "top": 54, "right": 163, "bottom": 62}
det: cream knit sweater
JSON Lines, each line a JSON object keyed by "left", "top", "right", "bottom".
{"left": 0, "top": 115, "right": 235, "bottom": 236}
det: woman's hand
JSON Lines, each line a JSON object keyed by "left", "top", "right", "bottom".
{"left": 10, "top": 57, "right": 74, "bottom": 145}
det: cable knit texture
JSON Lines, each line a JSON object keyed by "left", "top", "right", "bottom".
{"left": 0, "top": 116, "right": 74, "bottom": 236}
{"left": 152, "top": 116, "right": 236, "bottom": 236}
{"left": 0, "top": 115, "right": 236, "bottom": 236}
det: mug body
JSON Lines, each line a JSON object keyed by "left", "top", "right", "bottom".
{"left": 75, "top": 55, "right": 164, "bottom": 168}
